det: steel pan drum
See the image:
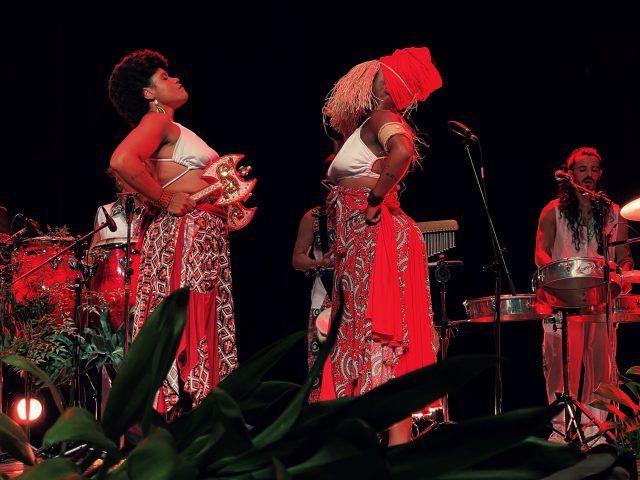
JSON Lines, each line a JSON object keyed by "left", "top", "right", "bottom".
{"left": 12, "top": 236, "right": 76, "bottom": 321}
{"left": 567, "top": 294, "right": 640, "bottom": 323}
{"left": 463, "top": 294, "right": 554, "bottom": 322}
{"left": 532, "top": 257, "right": 621, "bottom": 309}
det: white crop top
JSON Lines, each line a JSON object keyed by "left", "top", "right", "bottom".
{"left": 150, "top": 122, "right": 219, "bottom": 188}
{"left": 328, "top": 122, "right": 383, "bottom": 183}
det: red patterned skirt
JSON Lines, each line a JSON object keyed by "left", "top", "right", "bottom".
{"left": 132, "top": 206, "right": 237, "bottom": 414}
{"left": 319, "top": 187, "right": 438, "bottom": 400}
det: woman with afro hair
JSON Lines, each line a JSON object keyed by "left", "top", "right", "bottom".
{"left": 108, "top": 49, "right": 238, "bottom": 417}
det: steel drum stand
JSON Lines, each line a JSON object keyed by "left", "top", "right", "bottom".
{"left": 550, "top": 309, "right": 593, "bottom": 446}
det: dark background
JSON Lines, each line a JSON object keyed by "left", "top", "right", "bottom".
{"left": 2, "top": 10, "right": 639, "bottom": 422}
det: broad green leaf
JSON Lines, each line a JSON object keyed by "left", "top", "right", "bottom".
{"left": 2, "top": 355, "right": 64, "bottom": 414}
{"left": 42, "top": 407, "right": 121, "bottom": 467}
{"left": 291, "top": 355, "right": 498, "bottom": 439}
{"left": 590, "top": 400, "right": 633, "bottom": 424}
{"left": 127, "top": 428, "right": 197, "bottom": 480}
{"left": 238, "top": 381, "right": 300, "bottom": 422}
{"left": 434, "top": 437, "right": 583, "bottom": 480}
{"left": 0, "top": 413, "right": 36, "bottom": 466}
{"left": 218, "top": 330, "right": 306, "bottom": 402}
{"left": 18, "top": 457, "right": 83, "bottom": 479}
{"left": 626, "top": 366, "right": 640, "bottom": 376}
{"left": 221, "top": 418, "right": 386, "bottom": 478}
{"left": 102, "top": 288, "right": 188, "bottom": 441}
{"left": 271, "top": 458, "right": 292, "bottom": 480}
{"left": 594, "top": 383, "right": 639, "bottom": 413}
{"left": 284, "top": 418, "right": 385, "bottom": 478}
{"left": 388, "top": 406, "right": 573, "bottom": 478}
{"left": 174, "top": 389, "right": 253, "bottom": 468}
{"left": 250, "top": 300, "right": 343, "bottom": 449}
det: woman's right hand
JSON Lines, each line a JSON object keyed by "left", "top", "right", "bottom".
{"left": 365, "top": 205, "right": 382, "bottom": 225}
{"left": 167, "top": 192, "right": 196, "bottom": 216}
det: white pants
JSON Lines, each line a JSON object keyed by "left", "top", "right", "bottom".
{"left": 542, "top": 318, "right": 614, "bottom": 433}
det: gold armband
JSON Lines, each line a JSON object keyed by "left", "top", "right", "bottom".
{"left": 377, "top": 122, "right": 412, "bottom": 153}
{"left": 153, "top": 189, "right": 172, "bottom": 210}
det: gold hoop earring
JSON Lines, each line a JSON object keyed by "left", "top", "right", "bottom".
{"left": 154, "top": 99, "right": 165, "bottom": 114}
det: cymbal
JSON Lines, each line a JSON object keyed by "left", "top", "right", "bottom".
{"left": 620, "top": 197, "right": 640, "bottom": 221}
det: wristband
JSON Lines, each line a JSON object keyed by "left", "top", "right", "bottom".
{"left": 154, "top": 189, "right": 172, "bottom": 209}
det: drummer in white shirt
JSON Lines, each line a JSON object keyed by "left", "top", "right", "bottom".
{"left": 90, "top": 170, "right": 146, "bottom": 250}
{"left": 534, "top": 147, "right": 634, "bottom": 445}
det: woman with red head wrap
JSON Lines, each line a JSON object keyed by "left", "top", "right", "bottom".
{"left": 320, "top": 47, "right": 442, "bottom": 445}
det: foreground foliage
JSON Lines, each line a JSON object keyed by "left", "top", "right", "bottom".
{"left": 0, "top": 288, "right": 622, "bottom": 479}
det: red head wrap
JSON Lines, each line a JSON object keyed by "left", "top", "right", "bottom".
{"left": 379, "top": 47, "right": 442, "bottom": 111}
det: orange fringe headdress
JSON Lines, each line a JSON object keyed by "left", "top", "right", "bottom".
{"left": 322, "top": 60, "right": 380, "bottom": 138}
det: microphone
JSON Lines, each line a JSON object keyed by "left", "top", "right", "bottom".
{"left": 16, "top": 213, "right": 42, "bottom": 236}
{"left": 447, "top": 120, "right": 479, "bottom": 142}
{"left": 101, "top": 206, "right": 118, "bottom": 232}
{"left": 554, "top": 170, "right": 571, "bottom": 182}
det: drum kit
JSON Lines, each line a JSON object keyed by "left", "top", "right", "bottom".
{"left": 0, "top": 194, "right": 141, "bottom": 408}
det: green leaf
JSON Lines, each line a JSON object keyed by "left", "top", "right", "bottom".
{"left": 590, "top": 400, "right": 633, "bottom": 424}
{"left": 101, "top": 288, "right": 189, "bottom": 442}
{"left": 17, "top": 457, "right": 83, "bottom": 479}
{"left": 127, "top": 428, "right": 197, "bottom": 480}
{"left": 2, "top": 355, "right": 64, "bottom": 414}
{"left": 218, "top": 330, "right": 306, "bottom": 402}
{"left": 626, "top": 366, "right": 640, "bottom": 376}
{"left": 0, "top": 412, "right": 37, "bottom": 466}
{"left": 170, "top": 388, "right": 253, "bottom": 467}
{"left": 290, "top": 355, "right": 498, "bottom": 439}
{"left": 238, "top": 381, "right": 300, "bottom": 422}
{"left": 283, "top": 418, "right": 386, "bottom": 479}
{"left": 42, "top": 407, "right": 121, "bottom": 467}
{"left": 443, "top": 437, "right": 583, "bottom": 479}
{"left": 594, "top": 383, "right": 639, "bottom": 413}
{"left": 387, "top": 406, "right": 575, "bottom": 478}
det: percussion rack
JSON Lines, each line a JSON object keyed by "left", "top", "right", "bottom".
{"left": 418, "top": 219, "right": 462, "bottom": 425}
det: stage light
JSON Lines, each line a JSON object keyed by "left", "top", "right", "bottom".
{"left": 13, "top": 397, "right": 44, "bottom": 424}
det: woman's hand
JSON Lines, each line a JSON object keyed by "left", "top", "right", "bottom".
{"left": 365, "top": 205, "right": 381, "bottom": 225}
{"left": 167, "top": 192, "right": 196, "bottom": 216}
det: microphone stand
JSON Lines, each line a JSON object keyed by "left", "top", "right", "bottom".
{"left": 11, "top": 221, "right": 114, "bottom": 409}
{"left": 121, "top": 194, "right": 137, "bottom": 356}
{"left": 457, "top": 138, "right": 516, "bottom": 416}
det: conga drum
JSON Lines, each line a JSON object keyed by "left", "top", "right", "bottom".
{"left": 12, "top": 236, "right": 76, "bottom": 322}
{"left": 88, "top": 239, "right": 140, "bottom": 329}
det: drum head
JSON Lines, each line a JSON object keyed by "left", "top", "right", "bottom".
{"left": 533, "top": 257, "right": 622, "bottom": 309}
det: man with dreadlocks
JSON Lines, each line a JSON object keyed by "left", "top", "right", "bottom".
{"left": 319, "top": 47, "right": 442, "bottom": 445}
{"left": 535, "top": 146, "right": 634, "bottom": 443}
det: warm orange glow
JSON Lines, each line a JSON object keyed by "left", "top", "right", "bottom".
{"left": 15, "top": 398, "right": 43, "bottom": 422}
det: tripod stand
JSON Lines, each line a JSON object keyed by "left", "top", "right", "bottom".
{"left": 550, "top": 309, "right": 616, "bottom": 447}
